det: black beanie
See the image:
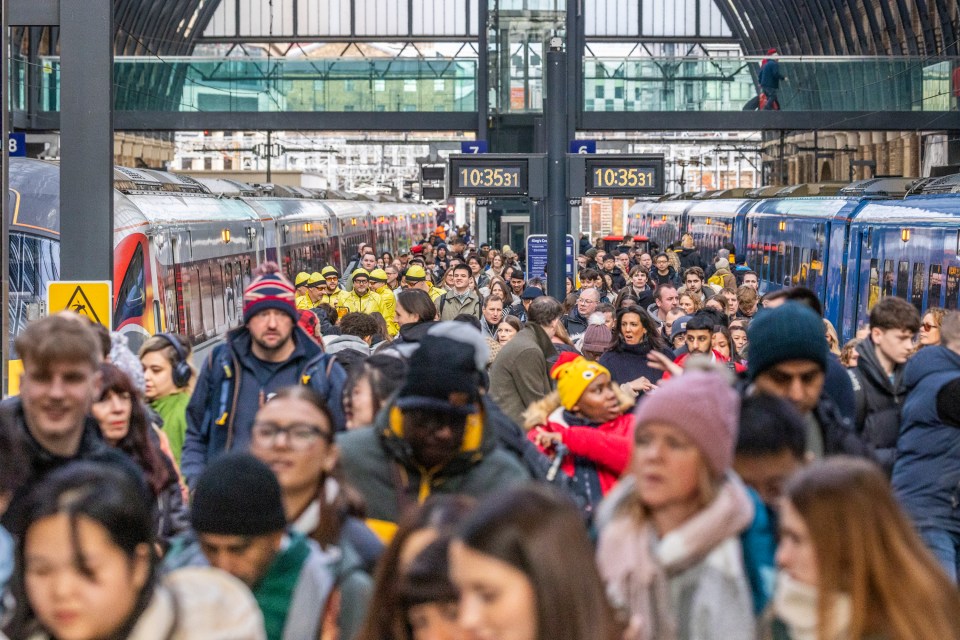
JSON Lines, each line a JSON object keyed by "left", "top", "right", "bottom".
{"left": 191, "top": 452, "right": 287, "bottom": 536}
{"left": 395, "top": 335, "right": 480, "bottom": 415}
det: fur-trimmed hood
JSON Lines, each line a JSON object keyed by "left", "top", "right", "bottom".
{"left": 522, "top": 384, "right": 635, "bottom": 431}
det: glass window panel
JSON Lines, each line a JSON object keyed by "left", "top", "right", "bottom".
{"left": 929, "top": 264, "right": 943, "bottom": 308}
{"left": 911, "top": 263, "right": 925, "bottom": 311}
{"left": 867, "top": 259, "right": 880, "bottom": 311}
{"left": 947, "top": 266, "right": 960, "bottom": 311}
{"left": 896, "top": 261, "right": 909, "bottom": 299}
{"left": 883, "top": 259, "right": 895, "bottom": 297}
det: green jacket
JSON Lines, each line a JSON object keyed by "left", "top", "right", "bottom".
{"left": 336, "top": 402, "right": 530, "bottom": 540}
{"left": 488, "top": 324, "right": 556, "bottom": 426}
{"left": 151, "top": 392, "right": 191, "bottom": 465}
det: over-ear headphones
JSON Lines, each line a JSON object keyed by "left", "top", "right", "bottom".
{"left": 159, "top": 332, "right": 192, "bottom": 388}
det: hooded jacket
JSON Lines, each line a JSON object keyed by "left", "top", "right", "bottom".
{"left": 850, "top": 338, "right": 906, "bottom": 474}
{"left": 892, "top": 346, "right": 960, "bottom": 534}
{"left": 182, "top": 326, "right": 346, "bottom": 486}
{"left": 523, "top": 388, "right": 635, "bottom": 511}
{"left": 678, "top": 247, "right": 707, "bottom": 272}
{"left": 336, "top": 402, "right": 530, "bottom": 539}
{"left": 561, "top": 308, "right": 591, "bottom": 342}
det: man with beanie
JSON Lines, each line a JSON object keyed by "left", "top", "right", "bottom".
{"left": 745, "top": 302, "right": 866, "bottom": 459}
{"left": 182, "top": 263, "right": 348, "bottom": 486}
{"left": 490, "top": 296, "right": 565, "bottom": 426}
{"left": 342, "top": 268, "right": 383, "bottom": 315}
{"left": 402, "top": 264, "right": 445, "bottom": 303}
{"left": 168, "top": 453, "right": 337, "bottom": 640}
{"left": 294, "top": 272, "right": 312, "bottom": 310}
{"left": 337, "top": 332, "right": 529, "bottom": 539}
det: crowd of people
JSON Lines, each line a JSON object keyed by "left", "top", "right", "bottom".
{"left": 1, "top": 226, "right": 959, "bottom": 640}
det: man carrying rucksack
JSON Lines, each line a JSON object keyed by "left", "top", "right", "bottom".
{"left": 182, "top": 263, "right": 347, "bottom": 486}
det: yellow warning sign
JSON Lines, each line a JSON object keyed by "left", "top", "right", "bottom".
{"left": 46, "top": 281, "right": 113, "bottom": 328}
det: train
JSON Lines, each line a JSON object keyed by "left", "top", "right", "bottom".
{"left": 626, "top": 176, "right": 960, "bottom": 342}
{"left": 8, "top": 158, "right": 436, "bottom": 369}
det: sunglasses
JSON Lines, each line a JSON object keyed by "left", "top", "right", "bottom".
{"left": 921, "top": 322, "right": 938, "bottom": 331}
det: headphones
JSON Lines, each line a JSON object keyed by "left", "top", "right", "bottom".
{"left": 159, "top": 332, "right": 192, "bottom": 388}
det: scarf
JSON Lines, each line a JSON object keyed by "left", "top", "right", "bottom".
{"left": 597, "top": 475, "right": 754, "bottom": 640}
{"left": 773, "top": 573, "right": 851, "bottom": 640}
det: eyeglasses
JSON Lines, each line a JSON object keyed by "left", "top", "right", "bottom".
{"left": 252, "top": 422, "right": 330, "bottom": 449}
{"left": 921, "top": 322, "right": 939, "bottom": 331}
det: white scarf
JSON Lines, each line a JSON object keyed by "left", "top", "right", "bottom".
{"left": 773, "top": 573, "right": 851, "bottom": 640}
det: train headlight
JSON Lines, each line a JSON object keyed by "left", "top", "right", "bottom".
{"left": 901, "top": 229, "right": 911, "bottom": 242}
{"left": 221, "top": 229, "right": 231, "bottom": 243}
{"left": 778, "top": 221, "right": 786, "bottom": 232}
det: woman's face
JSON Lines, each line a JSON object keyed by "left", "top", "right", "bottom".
{"left": 730, "top": 328, "right": 748, "bottom": 352}
{"left": 141, "top": 351, "right": 177, "bottom": 401}
{"left": 91, "top": 390, "right": 132, "bottom": 445}
{"left": 711, "top": 332, "right": 730, "bottom": 358}
{"left": 450, "top": 541, "right": 537, "bottom": 640}
{"left": 775, "top": 499, "right": 819, "bottom": 587}
{"left": 492, "top": 283, "right": 510, "bottom": 300}
{"left": 632, "top": 271, "right": 648, "bottom": 289}
{"left": 409, "top": 602, "right": 464, "bottom": 640}
{"left": 632, "top": 422, "right": 704, "bottom": 513}
{"left": 250, "top": 396, "right": 336, "bottom": 500}
{"left": 345, "top": 375, "right": 375, "bottom": 430}
{"left": 492, "top": 255, "right": 503, "bottom": 269}
{"left": 396, "top": 303, "right": 420, "bottom": 326}
{"left": 566, "top": 279, "right": 574, "bottom": 295}
{"left": 25, "top": 513, "right": 149, "bottom": 640}
{"left": 620, "top": 312, "right": 646, "bottom": 345}
{"left": 445, "top": 271, "right": 457, "bottom": 287}
{"left": 678, "top": 295, "right": 696, "bottom": 315}
{"left": 919, "top": 313, "right": 941, "bottom": 346}
{"left": 497, "top": 323, "right": 519, "bottom": 345}
{"left": 573, "top": 374, "right": 620, "bottom": 423}
{"left": 469, "top": 260, "right": 481, "bottom": 275}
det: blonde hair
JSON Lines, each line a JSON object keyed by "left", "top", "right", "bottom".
{"left": 823, "top": 319, "right": 841, "bottom": 356}
{"left": 786, "top": 458, "right": 960, "bottom": 640}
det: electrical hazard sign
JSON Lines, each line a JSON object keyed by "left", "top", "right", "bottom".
{"left": 46, "top": 281, "right": 113, "bottom": 328}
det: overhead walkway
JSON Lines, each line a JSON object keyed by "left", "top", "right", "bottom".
{"left": 12, "top": 54, "right": 960, "bottom": 131}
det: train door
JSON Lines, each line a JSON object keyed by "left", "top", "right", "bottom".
{"left": 852, "top": 227, "right": 876, "bottom": 333}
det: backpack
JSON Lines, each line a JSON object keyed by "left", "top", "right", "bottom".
{"left": 203, "top": 341, "right": 347, "bottom": 434}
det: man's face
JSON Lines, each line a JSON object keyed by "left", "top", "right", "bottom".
{"left": 734, "top": 450, "right": 805, "bottom": 509}
{"left": 753, "top": 360, "right": 825, "bottom": 414}
{"left": 656, "top": 288, "right": 678, "bottom": 313}
{"left": 576, "top": 291, "right": 599, "bottom": 317}
{"left": 871, "top": 327, "right": 916, "bottom": 365}
{"left": 452, "top": 269, "right": 471, "bottom": 291}
{"left": 685, "top": 329, "right": 713, "bottom": 354}
{"left": 685, "top": 275, "right": 702, "bottom": 293}
{"left": 602, "top": 259, "right": 615, "bottom": 271}
{"left": 353, "top": 276, "right": 369, "bottom": 295}
{"left": 483, "top": 300, "right": 503, "bottom": 326}
{"left": 198, "top": 532, "right": 281, "bottom": 589}
{"left": 402, "top": 408, "right": 467, "bottom": 469}
{"left": 385, "top": 267, "right": 399, "bottom": 284}
{"left": 325, "top": 276, "right": 339, "bottom": 293}
{"left": 616, "top": 255, "right": 630, "bottom": 272}
{"left": 655, "top": 256, "right": 669, "bottom": 272}
{"left": 399, "top": 255, "right": 410, "bottom": 267}
{"left": 20, "top": 359, "right": 101, "bottom": 446}
{"left": 247, "top": 309, "right": 295, "bottom": 355}
{"left": 361, "top": 254, "right": 377, "bottom": 271}
{"left": 722, "top": 292, "right": 738, "bottom": 315}
{"left": 577, "top": 255, "right": 588, "bottom": 269}
{"left": 510, "top": 276, "right": 525, "bottom": 295}
{"left": 639, "top": 253, "right": 653, "bottom": 270}
{"left": 743, "top": 274, "right": 759, "bottom": 290}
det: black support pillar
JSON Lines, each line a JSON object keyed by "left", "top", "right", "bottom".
{"left": 545, "top": 38, "right": 567, "bottom": 301}
{"left": 59, "top": 0, "right": 114, "bottom": 281}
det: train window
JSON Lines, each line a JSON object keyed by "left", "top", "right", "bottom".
{"left": 947, "top": 266, "right": 960, "bottom": 311}
{"left": 200, "top": 266, "right": 214, "bottom": 337}
{"left": 896, "top": 261, "right": 909, "bottom": 299}
{"left": 183, "top": 269, "right": 200, "bottom": 341}
{"left": 882, "top": 260, "right": 895, "bottom": 297}
{"left": 929, "top": 265, "right": 943, "bottom": 308}
{"left": 911, "top": 263, "right": 925, "bottom": 312}
{"left": 800, "top": 248, "right": 811, "bottom": 288}
{"left": 212, "top": 264, "right": 225, "bottom": 330}
{"left": 867, "top": 259, "right": 880, "bottom": 311}
{"left": 115, "top": 242, "right": 145, "bottom": 327}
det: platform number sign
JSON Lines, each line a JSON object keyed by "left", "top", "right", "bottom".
{"left": 8, "top": 133, "right": 25, "bottom": 157}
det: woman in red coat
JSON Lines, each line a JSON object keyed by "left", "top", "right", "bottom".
{"left": 523, "top": 352, "right": 636, "bottom": 519}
